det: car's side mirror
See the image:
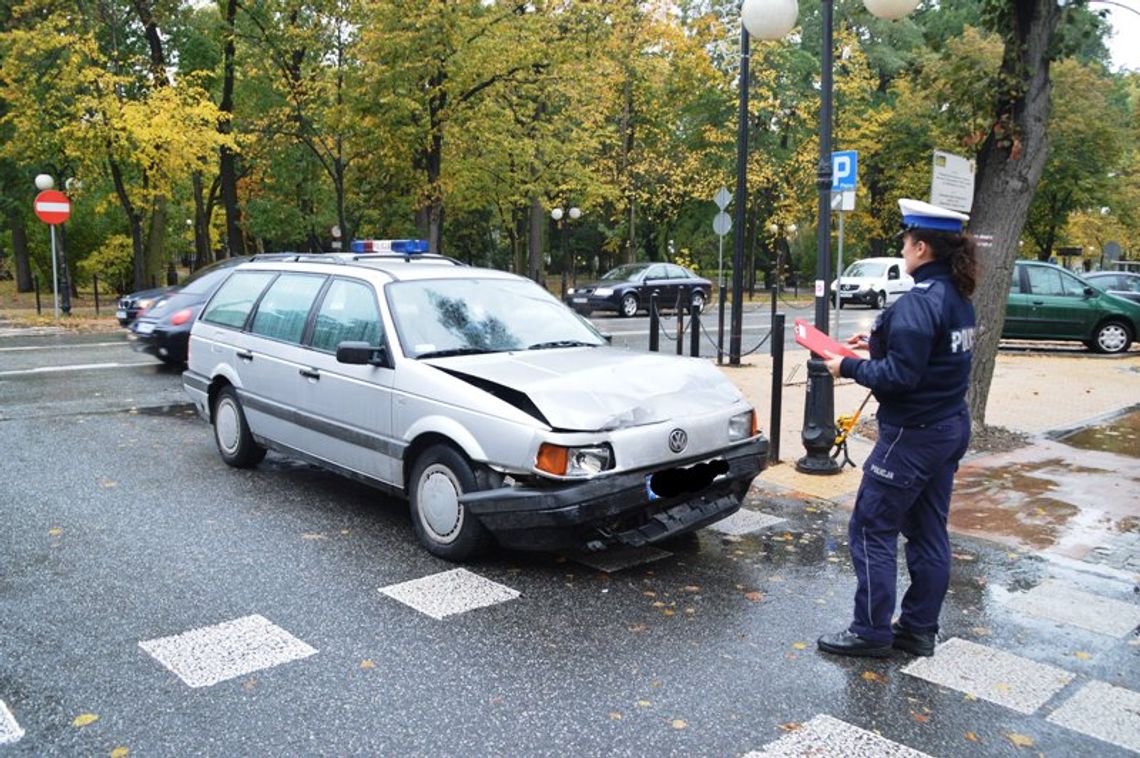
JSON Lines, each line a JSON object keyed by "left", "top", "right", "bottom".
{"left": 1084, "top": 286, "right": 1096, "bottom": 298}
{"left": 336, "top": 340, "right": 388, "bottom": 367}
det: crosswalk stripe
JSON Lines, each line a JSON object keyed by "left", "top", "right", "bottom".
{"left": 379, "top": 568, "right": 519, "bottom": 620}
{"left": 0, "top": 700, "right": 24, "bottom": 744}
{"left": 1047, "top": 680, "right": 1140, "bottom": 753}
{"left": 745, "top": 714, "right": 932, "bottom": 757}
{"left": 1005, "top": 580, "right": 1140, "bottom": 637}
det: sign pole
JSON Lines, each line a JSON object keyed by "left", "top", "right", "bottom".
{"left": 49, "top": 223, "right": 59, "bottom": 319}
{"left": 834, "top": 210, "right": 844, "bottom": 339}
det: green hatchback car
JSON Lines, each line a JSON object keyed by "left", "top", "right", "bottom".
{"left": 1004, "top": 260, "right": 1140, "bottom": 354}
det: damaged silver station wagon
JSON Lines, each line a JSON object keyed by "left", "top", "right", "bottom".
{"left": 182, "top": 244, "right": 768, "bottom": 560}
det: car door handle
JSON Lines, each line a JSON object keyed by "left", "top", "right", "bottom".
{"left": 299, "top": 368, "right": 320, "bottom": 380}
{"left": 236, "top": 349, "right": 253, "bottom": 361}
{"left": 1031, "top": 300, "right": 1044, "bottom": 306}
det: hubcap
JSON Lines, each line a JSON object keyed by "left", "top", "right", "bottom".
{"left": 419, "top": 464, "right": 462, "bottom": 542}
{"left": 1099, "top": 325, "right": 1127, "bottom": 353}
{"left": 215, "top": 398, "right": 240, "bottom": 455}
{"left": 623, "top": 297, "right": 637, "bottom": 316}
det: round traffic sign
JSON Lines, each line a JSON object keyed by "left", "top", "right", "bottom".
{"left": 34, "top": 190, "right": 71, "bottom": 224}
{"left": 712, "top": 211, "right": 732, "bottom": 237}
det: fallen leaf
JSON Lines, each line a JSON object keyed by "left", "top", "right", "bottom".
{"left": 48, "top": 527, "right": 62, "bottom": 536}
{"left": 965, "top": 732, "right": 980, "bottom": 743}
{"left": 609, "top": 711, "right": 623, "bottom": 721}
{"left": 778, "top": 722, "right": 803, "bottom": 732}
{"left": 684, "top": 608, "right": 696, "bottom": 615}
{"left": 111, "top": 748, "right": 129, "bottom": 758}
{"left": 963, "top": 693, "right": 978, "bottom": 702}
{"left": 637, "top": 700, "right": 652, "bottom": 708}
{"left": 1073, "top": 651, "right": 1092, "bottom": 661}
{"left": 98, "top": 479, "right": 117, "bottom": 488}
{"left": 662, "top": 609, "right": 675, "bottom": 616}
{"left": 994, "top": 683, "right": 1011, "bottom": 692}
{"left": 862, "top": 671, "right": 887, "bottom": 683}
{"left": 911, "top": 711, "right": 928, "bottom": 723}
{"left": 970, "top": 627, "right": 992, "bottom": 637}
{"left": 360, "top": 659, "right": 375, "bottom": 669}
{"left": 682, "top": 585, "right": 701, "bottom": 592}
{"left": 242, "top": 678, "right": 257, "bottom": 692}
{"left": 671, "top": 719, "right": 687, "bottom": 730}
{"left": 744, "top": 592, "right": 764, "bottom": 602}
{"left": 72, "top": 713, "right": 99, "bottom": 727}
{"left": 643, "top": 591, "right": 657, "bottom": 598}
{"left": 951, "top": 552, "right": 975, "bottom": 561}
{"left": 1006, "top": 732, "right": 1035, "bottom": 748}
{"left": 792, "top": 642, "right": 808, "bottom": 650}
{"left": 652, "top": 601, "right": 666, "bottom": 608}
{"left": 629, "top": 623, "right": 648, "bottom": 633}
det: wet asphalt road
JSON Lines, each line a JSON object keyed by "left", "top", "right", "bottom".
{"left": 1, "top": 327, "right": 1137, "bottom": 756}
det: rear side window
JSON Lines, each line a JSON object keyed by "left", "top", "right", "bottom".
{"left": 310, "top": 279, "right": 382, "bottom": 353}
{"left": 1025, "top": 266, "right": 1081, "bottom": 297}
{"left": 250, "top": 274, "right": 326, "bottom": 344}
{"left": 201, "top": 271, "right": 276, "bottom": 328}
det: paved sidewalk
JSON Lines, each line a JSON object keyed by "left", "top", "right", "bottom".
{"left": 721, "top": 348, "right": 1140, "bottom": 574}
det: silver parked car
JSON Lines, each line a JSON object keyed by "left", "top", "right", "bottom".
{"left": 183, "top": 249, "right": 768, "bottom": 560}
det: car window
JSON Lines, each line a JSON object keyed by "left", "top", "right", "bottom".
{"left": 1125, "top": 276, "right": 1140, "bottom": 293}
{"left": 179, "top": 266, "right": 232, "bottom": 296}
{"left": 249, "top": 274, "right": 326, "bottom": 344}
{"left": 844, "top": 261, "right": 886, "bottom": 278}
{"left": 201, "top": 271, "right": 276, "bottom": 328}
{"left": 1011, "top": 266, "right": 1022, "bottom": 294}
{"left": 645, "top": 265, "right": 667, "bottom": 280}
{"left": 665, "top": 264, "right": 689, "bottom": 279}
{"left": 1025, "top": 266, "right": 1081, "bottom": 297}
{"left": 310, "top": 278, "right": 382, "bottom": 353}
{"left": 601, "top": 264, "right": 646, "bottom": 282}
{"left": 888, "top": 265, "right": 899, "bottom": 280}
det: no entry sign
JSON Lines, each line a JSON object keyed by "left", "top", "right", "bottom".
{"left": 34, "top": 190, "right": 71, "bottom": 224}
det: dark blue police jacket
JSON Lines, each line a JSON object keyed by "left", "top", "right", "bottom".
{"left": 838, "top": 259, "right": 975, "bottom": 427}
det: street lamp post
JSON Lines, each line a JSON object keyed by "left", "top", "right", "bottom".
{"left": 552, "top": 206, "right": 581, "bottom": 300}
{"left": 740, "top": 0, "right": 919, "bottom": 474}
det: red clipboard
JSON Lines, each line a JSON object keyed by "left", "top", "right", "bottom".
{"left": 793, "top": 318, "right": 860, "bottom": 359}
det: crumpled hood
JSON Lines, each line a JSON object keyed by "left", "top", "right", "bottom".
{"left": 427, "top": 347, "right": 743, "bottom": 430}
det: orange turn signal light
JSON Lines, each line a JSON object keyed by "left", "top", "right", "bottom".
{"left": 535, "top": 443, "right": 568, "bottom": 476}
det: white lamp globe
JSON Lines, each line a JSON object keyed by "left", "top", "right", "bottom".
{"left": 863, "top": 0, "right": 920, "bottom": 21}
{"left": 788, "top": 223, "right": 797, "bottom": 234}
{"left": 569, "top": 207, "right": 581, "bottom": 220}
{"left": 34, "top": 174, "right": 54, "bottom": 190}
{"left": 741, "top": 0, "right": 798, "bottom": 40}
{"left": 551, "top": 207, "right": 564, "bottom": 221}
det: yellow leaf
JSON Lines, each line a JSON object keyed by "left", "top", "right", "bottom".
{"left": 609, "top": 711, "right": 623, "bottom": 721}
{"left": 643, "top": 591, "right": 657, "bottom": 597}
{"left": 662, "top": 609, "right": 675, "bottom": 616}
{"left": 682, "top": 585, "right": 701, "bottom": 592}
{"left": 98, "top": 479, "right": 117, "bottom": 488}
{"left": 671, "top": 719, "right": 687, "bottom": 730}
{"left": 111, "top": 748, "right": 130, "bottom": 758}
{"left": 778, "top": 722, "right": 803, "bottom": 732}
{"left": 965, "top": 732, "right": 979, "bottom": 743}
{"left": 792, "top": 642, "right": 808, "bottom": 650}
{"left": 862, "top": 671, "right": 887, "bottom": 683}
{"left": 652, "top": 601, "right": 666, "bottom": 608}
{"left": 970, "top": 627, "right": 992, "bottom": 637}
{"left": 963, "top": 693, "right": 978, "bottom": 701}
{"left": 48, "top": 527, "right": 63, "bottom": 536}
{"left": 1006, "top": 732, "right": 1035, "bottom": 748}
{"left": 1073, "top": 651, "right": 1092, "bottom": 660}
{"left": 360, "top": 659, "right": 375, "bottom": 669}
{"left": 73, "top": 713, "right": 99, "bottom": 727}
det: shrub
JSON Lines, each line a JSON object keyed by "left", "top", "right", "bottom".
{"left": 79, "top": 235, "right": 134, "bottom": 295}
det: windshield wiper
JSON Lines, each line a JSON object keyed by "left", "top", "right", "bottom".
{"left": 416, "top": 347, "right": 497, "bottom": 359}
{"left": 526, "top": 340, "right": 597, "bottom": 350}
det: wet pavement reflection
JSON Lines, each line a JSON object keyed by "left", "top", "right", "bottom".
{"left": 1059, "top": 407, "right": 1140, "bottom": 458}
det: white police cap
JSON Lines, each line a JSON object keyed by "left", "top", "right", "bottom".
{"left": 898, "top": 198, "right": 969, "bottom": 233}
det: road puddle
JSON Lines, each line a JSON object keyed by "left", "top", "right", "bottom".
{"left": 1057, "top": 408, "right": 1140, "bottom": 458}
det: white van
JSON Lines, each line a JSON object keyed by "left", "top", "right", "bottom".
{"left": 829, "top": 257, "right": 913, "bottom": 309}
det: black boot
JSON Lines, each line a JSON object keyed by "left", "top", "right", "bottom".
{"left": 891, "top": 622, "right": 936, "bottom": 657}
{"left": 817, "top": 630, "right": 892, "bottom": 658}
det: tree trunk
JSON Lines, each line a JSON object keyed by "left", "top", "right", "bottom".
{"left": 527, "top": 194, "right": 543, "bottom": 285}
{"left": 191, "top": 172, "right": 212, "bottom": 269}
{"left": 7, "top": 208, "right": 32, "bottom": 292}
{"left": 145, "top": 195, "right": 168, "bottom": 283}
{"left": 967, "top": 0, "right": 1059, "bottom": 430}
{"left": 219, "top": 0, "right": 244, "bottom": 259}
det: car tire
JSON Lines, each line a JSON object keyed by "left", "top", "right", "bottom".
{"left": 620, "top": 293, "right": 639, "bottom": 318}
{"left": 690, "top": 290, "right": 706, "bottom": 312}
{"left": 875, "top": 291, "right": 887, "bottom": 310}
{"left": 409, "top": 444, "right": 493, "bottom": 561}
{"left": 212, "top": 386, "right": 266, "bottom": 468}
{"left": 1091, "top": 319, "right": 1133, "bottom": 354}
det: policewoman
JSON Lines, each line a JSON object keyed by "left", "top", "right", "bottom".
{"left": 817, "top": 198, "right": 977, "bottom": 658}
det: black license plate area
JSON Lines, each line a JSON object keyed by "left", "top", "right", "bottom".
{"left": 646, "top": 458, "right": 730, "bottom": 500}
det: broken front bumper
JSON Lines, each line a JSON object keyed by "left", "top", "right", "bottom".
{"left": 460, "top": 436, "right": 768, "bottom": 551}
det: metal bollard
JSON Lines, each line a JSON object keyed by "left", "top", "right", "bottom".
{"left": 648, "top": 290, "right": 660, "bottom": 352}
{"left": 34, "top": 273, "right": 41, "bottom": 315}
{"left": 675, "top": 288, "right": 685, "bottom": 356}
{"left": 690, "top": 298, "right": 701, "bottom": 357}
{"left": 769, "top": 313, "right": 785, "bottom": 463}
{"left": 717, "top": 284, "right": 726, "bottom": 365}
{"left": 93, "top": 274, "right": 100, "bottom": 315}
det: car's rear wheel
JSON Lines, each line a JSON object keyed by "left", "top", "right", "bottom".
{"left": 212, "top": 386, "right": 266, "bottom": 468}
{"left": 690, "top": 289, "right": 706, "bottom": 312}
{"left": 409, "top": 444, "right": 493, "bottom": 561}
{"left": 620, "top": 293, "right": 639, "bottom": 318}
{"left": 875, "top": 291, "right": 887, "bottom": 310}
{"left": 1092, "top": 320, "right": 1133, "bottom": 354}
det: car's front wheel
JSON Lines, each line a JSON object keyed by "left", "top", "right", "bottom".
{"left": 1091, "top": 319, "right": 1133, "bottom": 354}
{"left": 620, "top": 293, "right": 640, "bottom": 318}
{"left": 409, "top": 444, "right": 493, "bottom": 561}
{"left": 212, "top": 386, "right": 266, "bottom": 468}
{"left": 874, "top": 291, "right": 887, "bottom": 310}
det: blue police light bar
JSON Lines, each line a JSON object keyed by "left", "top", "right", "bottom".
{"left": 351, "top": 239, "right": 429, "bottom": 254}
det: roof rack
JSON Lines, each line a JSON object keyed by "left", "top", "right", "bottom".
{"left": 246, "top": 251, "right": 464, "bottom": 267}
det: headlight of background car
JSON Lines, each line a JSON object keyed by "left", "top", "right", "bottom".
{"left": 535, "top": 443, "right": 614, "bottom": 477}
{"left": 593, "top": 287, "right": 613, "bottom": 297}
{"left": 728, "top": 410, "right": 757, "bottom": 441}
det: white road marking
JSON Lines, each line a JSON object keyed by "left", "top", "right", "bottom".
{"left": 0, "top": 700, "right": 25, "bottom": 744}
{"left": 0, "top": 341, "right": 125, "bottom": 352}
{"left": 573, "top": 545, "right": 672, "bottom": 573}
{"left": 902, "top": 638, "right": 1075, "bottom": 714}
{"left": 1047, "top": 680, "right": 1140, "bottom": 753}
{"left": 708, "top": 509, "right": 786, "bottom": 536}
{"left": 745, "top": 714, "right": 931, "bottom": 757}
{"left": 0, "top": 361, "right": 155, "bottom": 377}
{"left": 1005, "top": 580, "right": 1140, "bottom": 637}
{"left": 139, "top": 614, "right": 317, "bottom": 688}
{"left": 379, "top": 568, "right": 519, "bottom": 620}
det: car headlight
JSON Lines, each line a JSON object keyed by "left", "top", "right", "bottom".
{"left": 728, "top": 410, "right": 757, "bottom": 441}
{"left": 593, "top": 287, "right": 613, "bottom": 297}
{"left": 566, "top": 287, "right": 575, "bottom": 295}
{"left": 535, "top": 443, "right": 614, "bottom": 477}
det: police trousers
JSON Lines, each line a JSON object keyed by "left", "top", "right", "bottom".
{"left": 848, "top": 409, "right": 971, "bottom": 644}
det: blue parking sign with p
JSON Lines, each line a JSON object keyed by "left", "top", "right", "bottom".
{"left": 832, "top": 150, "right": 857, "bottom": 191}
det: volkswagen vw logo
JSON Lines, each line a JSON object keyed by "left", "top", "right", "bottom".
{"left": 668, "top": 428, "right": 688, "bottom": 454}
